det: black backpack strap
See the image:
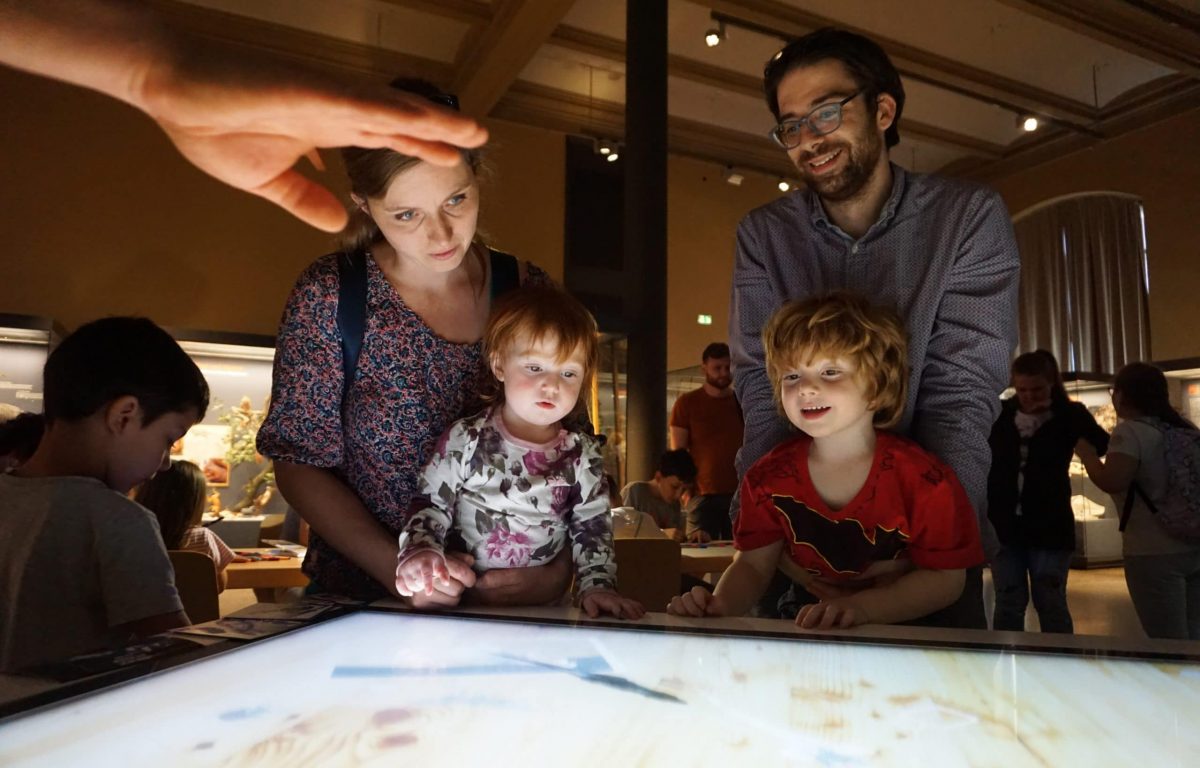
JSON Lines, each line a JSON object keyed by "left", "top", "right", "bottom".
{"left": 337, "top": 250, "right": 369, "bottom": 404}
{"left": 489, "top": 249, "right": 520, "bottom": 301}
{"left": 1120, "top": 481, "right": 1157, "bottom": 532}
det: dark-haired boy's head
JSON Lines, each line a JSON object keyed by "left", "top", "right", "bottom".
{"left": 658, "top": 449, "right": 697, "bottom": 483}
{"left": 42, "top": 317, "right": 209, "bottom": 426}
{"left": 654, "top": 449, "right": 697, "bottom": 503}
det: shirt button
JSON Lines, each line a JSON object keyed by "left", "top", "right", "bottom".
{"left": 851, "top": 245, "right": 859, "bottom": 254}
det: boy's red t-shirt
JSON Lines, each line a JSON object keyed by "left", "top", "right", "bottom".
{"left": 735, "top": 432, "right": 984, "bottom": 580}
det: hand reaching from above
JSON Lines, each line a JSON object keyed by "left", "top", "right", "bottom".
{"left": 138, "top": 47, "right": 487, "bottom": 232}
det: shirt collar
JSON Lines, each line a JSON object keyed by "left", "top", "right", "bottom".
{"left": 805, "top": 162, "right": 909, "bottom": 237}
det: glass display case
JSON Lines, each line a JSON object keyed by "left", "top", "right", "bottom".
{"left": 168, "top": 329, "right": 284, "bottom": 538}
{"left": 0, "top": 314, "right": 62, "bottom": 416}
{"left": 1154, "top": 357, "right": 1200, "bottom": 424}
{"left": 1063, "top": 373, "right": 1121, "bottom": 568}
{"left": 590, "top": 334, "right": 627, "bottom": 489}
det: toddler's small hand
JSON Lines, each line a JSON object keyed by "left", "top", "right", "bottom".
{"left": 394, "top": 550, "right": 450, "bottom": 597}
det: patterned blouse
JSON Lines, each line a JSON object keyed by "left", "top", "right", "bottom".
{"left": 398, "top": 407, "right": 617, "bottom": 594}
{"left": 257, "top": 250, "right": 549, "bottom": 599}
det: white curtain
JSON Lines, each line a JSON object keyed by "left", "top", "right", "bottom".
{"left": 1013, "top": 193, "right": 1151, "bottom": 373}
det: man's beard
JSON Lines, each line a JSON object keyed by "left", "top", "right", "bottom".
{"left": 796, "top": 126, "right": 883, "bottom": 203}
{"left": 706, "top": 374, "right": 732, "bottom": 390}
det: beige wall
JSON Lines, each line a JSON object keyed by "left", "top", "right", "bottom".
{"left": 666, "top": 158, "right": 781, "bottom": 371}
{"left": 988, "top": 107, "right": 1200, "bottom": 362}
{"left": 0, "top": 67, "right": 563, "bottom": 335}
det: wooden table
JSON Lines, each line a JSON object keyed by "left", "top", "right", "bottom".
{"left": 679, "top": 543, "right": 736, "bottom": 578}
{"left": 226, "top": 549, "right": 310, "bottom": 591}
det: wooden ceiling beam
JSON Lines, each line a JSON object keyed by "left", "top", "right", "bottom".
{"left": 148, "top": 0, "right": 453, "bottom": 82}
{"left": 492, "top": 81, "right": 800, "bottom": 179}
{"left": 995, "top": 0, "right": 1200, "bottom": 79}
{"left": 451, "top": 0, "right": 577, "bottom": 116}
{"left": 952, "top": 80, "right": 1200, "bottom": 181}
{"left": 704, "top": 0, "right": 1101, "bottom": 126}
{"left": 376, "top": 0, "right": 490, "bottom": 26}
{"left": 550, "top": 26, "right": 1006, "bottom": 158}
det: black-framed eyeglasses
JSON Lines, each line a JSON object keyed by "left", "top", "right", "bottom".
{"left": 768, "top": 91, "right": 862, "bottom": 149}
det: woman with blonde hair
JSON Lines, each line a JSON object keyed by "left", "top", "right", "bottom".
{"left": 258, "top": 79, "right": 565, "bottom": 604}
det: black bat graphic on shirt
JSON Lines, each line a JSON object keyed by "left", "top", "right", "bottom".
{"left": 773, "top": 495, "right": 908, "bottom": 575}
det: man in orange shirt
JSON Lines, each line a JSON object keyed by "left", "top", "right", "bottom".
{"left": 670, "top": 343, "right": 744, "bottom": 540}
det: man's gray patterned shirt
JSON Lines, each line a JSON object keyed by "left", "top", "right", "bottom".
{"left": 729, "top": 163, "right": 1020, "bottom": 557}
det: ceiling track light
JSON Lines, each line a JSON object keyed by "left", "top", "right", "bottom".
{"left": 704, "top": 20, "right": 726, "bottom": 48}
{"left": 594, "top": 138, "right": 621, "bottom": 162}
{"left": 1019, "top": 114, "right": 1040, "bottom": 132}
{"left": 722, "top": 166, "right": 744, "bottom": 187}
{"left": 777, "top": 179, "right": 793, "bottom": 192}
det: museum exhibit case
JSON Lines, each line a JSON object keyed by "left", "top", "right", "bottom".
{"left": 169, "top": 330, "right": 285, "bottom": 537}
{"left": 0, "top": 314, "right": 62, "bottom": 414}
{"left": 1155, "top": 357, "right": 1200, "bottom": 425}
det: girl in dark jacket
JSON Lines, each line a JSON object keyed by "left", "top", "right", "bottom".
{"left": 987, "top": 351, "right": 1109, "bottom": 633}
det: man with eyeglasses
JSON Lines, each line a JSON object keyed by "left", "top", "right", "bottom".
{"left": 729, "top": 28, "right": 1020, "bottom": 628}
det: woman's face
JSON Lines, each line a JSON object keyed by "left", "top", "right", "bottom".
{"left": 363, "top": 158, "right": 480, "bottom": 274}
{"left": 1013, "top": 374, "right": 1052, "bottom": 414}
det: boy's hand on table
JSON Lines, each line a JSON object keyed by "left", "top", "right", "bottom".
{"left": 580, "top": 589, "right": 646, "bottom": 620}
{"left": 666, "top": 586, "right": 724, "bottom": 617}
{"left": 662, "top": 527, "right": 686, "bottom": 543}
{"left": 795, "top": 598, "right": 869, "bottom": 630}
{"left": 686, "top": 529, "right": 712, "bottom": 544}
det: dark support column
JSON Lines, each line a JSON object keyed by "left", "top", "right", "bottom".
{"left": 623, "top": 0, "right": 668, "bottom": 484}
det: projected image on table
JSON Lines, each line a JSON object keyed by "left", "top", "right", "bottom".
{"left": 2, "top": 612, "right": 1198, "bottom": 766}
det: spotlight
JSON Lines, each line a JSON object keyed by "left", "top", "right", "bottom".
{"left": 594, "top": 138, "right": 620, "bottom": 162}
{"left": 1020, "top": 115, "right": 1039, "bottom": 132}
{"left": 704, "top": 21, "right": 726, "bottom": 48}
{"left": 722, "top": 166, "right": 744, "bottom": 186}
{"left": 777, "top": 179, "right": 792, "bottom": 192}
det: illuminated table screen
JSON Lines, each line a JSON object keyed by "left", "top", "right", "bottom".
{"left": 1, "top": 611, "right": 1197, "bottom": 766}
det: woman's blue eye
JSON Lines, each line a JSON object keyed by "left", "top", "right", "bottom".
{"left": 395, "top": 210, "right": 416, "bottom": 222}
{"left": 447, "top": 194, "right": 466, "bottom": 207}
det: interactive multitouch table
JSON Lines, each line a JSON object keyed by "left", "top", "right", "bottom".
{"left": 1, "top": 607, "right": 1198, "bottom": 766}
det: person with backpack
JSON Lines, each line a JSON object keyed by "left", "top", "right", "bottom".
{"left": 1074, "top": 362, "right": 1200, "bottom": 640}
{"left": 257, "top": 78, "right": 562, "bottom": 604}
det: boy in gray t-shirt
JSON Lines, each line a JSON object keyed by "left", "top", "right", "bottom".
{"left": 621, "top": 449, "right": 704, "bottom": 543}
{"left": 0, "top": 318, "right": 209, "bottom": 672}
